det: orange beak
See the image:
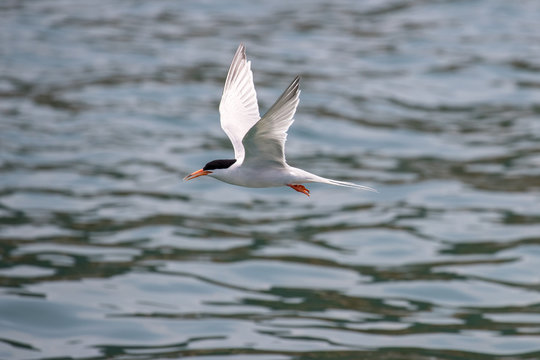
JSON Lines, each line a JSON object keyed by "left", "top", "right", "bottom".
{"left": 183, "top": 169, "right": 212, "bottom": 181}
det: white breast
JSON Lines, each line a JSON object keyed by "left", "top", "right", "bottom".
{"left": 211, "top": 163, "right": 315, "bottom": 188}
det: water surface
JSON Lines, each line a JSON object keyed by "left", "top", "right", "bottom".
{"left": 1, "top": 0, "right": 540, "bottom": 359}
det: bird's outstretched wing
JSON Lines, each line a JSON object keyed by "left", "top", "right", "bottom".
{"left": 219, "top": 44, "right": 260, "bottom": 163}
{"left": 241, "top": 76, "right": 300, "bottom": 167}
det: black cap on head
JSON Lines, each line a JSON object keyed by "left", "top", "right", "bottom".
{"left": 203, "top": 159, "right": 237, "bottom": 171}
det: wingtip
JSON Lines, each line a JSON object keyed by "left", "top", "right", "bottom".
{"left": 237, "top": 43, "right": 246, "bottom": 59}
{"left": 293, "top": 76, "right": 301, "bottom": 91}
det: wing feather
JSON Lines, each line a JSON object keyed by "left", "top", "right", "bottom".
{"left": 219, "top": 44, "right": 260, "bottom": 162}
{"left": 242, "top": 76, "right": 301, "bottom": 166}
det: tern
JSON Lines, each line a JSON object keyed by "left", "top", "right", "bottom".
{"left": 184, "top": 44, "right": 376, "bottom": 197}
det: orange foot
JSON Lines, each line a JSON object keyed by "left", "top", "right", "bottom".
{"left": 287, "top": 184, "right": 310, "bottom": 197}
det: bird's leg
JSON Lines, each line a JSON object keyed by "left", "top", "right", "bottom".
{"left": 287, "top": 184, "right": 310, "bottom": 197}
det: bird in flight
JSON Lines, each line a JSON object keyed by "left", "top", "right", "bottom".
{"left": 184, "top": 44, "right": 376, "bottom": 197}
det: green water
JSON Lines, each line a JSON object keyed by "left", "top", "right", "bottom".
{"left": 1, "top": 1, "right": 540, "bottom": 359}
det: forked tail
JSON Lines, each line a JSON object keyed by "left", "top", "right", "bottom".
{"left": 316, "top": 176, "right": 378, "bottom": 193}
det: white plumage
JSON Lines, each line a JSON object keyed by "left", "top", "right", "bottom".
{"left": 185, "top": 44, "right": 376, "bottom": 196}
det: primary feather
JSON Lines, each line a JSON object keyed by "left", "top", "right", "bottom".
{"left": 242, "top": 76, "right": 300, "bottom": 167}
{"left": 219, "top": 44, "right": 260, "bottom": 163}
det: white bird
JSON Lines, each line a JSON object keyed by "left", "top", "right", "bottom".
{"left": 184, "top": 44, "right": 376, "bottom": 197}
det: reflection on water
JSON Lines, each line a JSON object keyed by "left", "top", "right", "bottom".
{"left": 1, "top": 0, "right": 540, "bottom": 359}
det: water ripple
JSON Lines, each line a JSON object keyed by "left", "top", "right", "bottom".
{"left": 2, "top": 0, "right": 540, "bottom": 359}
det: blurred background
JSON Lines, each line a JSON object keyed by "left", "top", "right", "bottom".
{"left": 1, "top": 0, "right": 540, "bottom": 359}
